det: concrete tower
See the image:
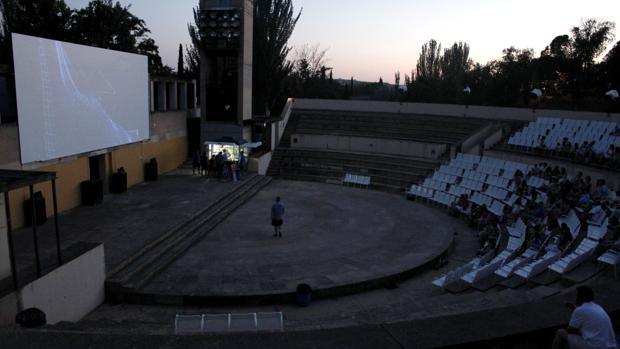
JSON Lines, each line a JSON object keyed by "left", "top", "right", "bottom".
{"left": 199, "top": 0, "right": 253, "bottom": 142}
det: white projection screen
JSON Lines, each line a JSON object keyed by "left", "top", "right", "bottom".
{"left": 12, "top": 33, "right": 150, "bottom": 164}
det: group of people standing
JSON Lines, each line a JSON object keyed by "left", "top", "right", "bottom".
{"left": 192, "top": 149, "right": 247, "bottom": 180}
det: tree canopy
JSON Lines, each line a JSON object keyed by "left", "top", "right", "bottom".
{"left": 252, "top": 0, "right": 301, "bottom": 115}
{"left": 398, "top": 18, "right": 618, "bottom": 111}
{"left": 0, "top": 0, "right": 170, "bottom": 74}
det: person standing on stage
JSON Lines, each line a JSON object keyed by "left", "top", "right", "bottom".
{"left": 192, "top": 149, "right": 201, "bottom": 175}
{"left": 271, "top": 196, "right": 285, "bottom": 238}
{"left": 200, "top": 151, "right": 208, "bottom": 176}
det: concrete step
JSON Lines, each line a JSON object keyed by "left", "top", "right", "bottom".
{"left": 106, "top": 175, "right": 272, "bottom": 294}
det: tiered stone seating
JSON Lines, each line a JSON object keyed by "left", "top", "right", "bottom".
{"left": 268, "top": 148, "right": 440, "bottom": 193}
{"left": 268, "top": 109, "right": 493, "bottom": 193}
{"left": 290, "top": 110, "right": 490, "bottom": 144}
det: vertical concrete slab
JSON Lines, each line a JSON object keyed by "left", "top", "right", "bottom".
{"left": 19, "top": 244, "right": 105, "bottom": 324}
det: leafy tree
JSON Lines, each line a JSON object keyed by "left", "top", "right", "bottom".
{"left": 416, "top": 39, "right": 442, "bottom": 80}
{"left": 541, "top": 35, "right": 571, "bottom": 59}
{"left": 394, "top": 71, "right": 400, "bottom": 92}
{"left": 286, "top": 44, "right": 341, "bottom": 100}
{"left": 70, "top": 0, "right": 147, "bottom": 51}
{"left": 602, "top": 40, "right": 620, "bottom": 88}
{"left": 571, "top": 19, "right": 615, "bottom": 71}
{"left": 253, "top": 0, "right": 301, "bottom": 115}
{"left": 0, "top": 0, "right": 73, "bottom": 62}
{"left": 292, "top": 44, "right": 327, "bottom": 81}
{"left": 185, "top": 6, "right": 200, "bottom": 80}
{"left": 70, "top": 0, "right": 169, "bottom": 74}
{"left": 177, "top": 43, "right": 184, "bottom": 76}
{"left": 495, "top": 47, "right": 536, "bottom": 105}
{"left": 136, "top": 37, "right": 171, "bottom": 74}
{"left": 440, "top": 42, "right": 472, "bottom": 102}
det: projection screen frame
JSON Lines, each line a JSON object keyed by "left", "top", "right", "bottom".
{"left": 12, "top": 33, "right": 150, "bottom": 164}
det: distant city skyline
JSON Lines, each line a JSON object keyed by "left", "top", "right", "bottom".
{"left": 65, "top": 0, "right": 620, "bottom": 82}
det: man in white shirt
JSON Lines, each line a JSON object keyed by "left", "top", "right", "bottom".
{"left": 553, "top": 286, "right": 617, "bottom": 349}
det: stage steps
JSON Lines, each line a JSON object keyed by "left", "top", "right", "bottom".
{"left": 106, "top": 174, "right": 273, "bottom": 297}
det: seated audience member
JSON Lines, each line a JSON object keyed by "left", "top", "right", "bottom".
{"left": 515, "top": 181, "right": 528, "bottom": 196}
{"left": 479, "top": 220, "right": 499, "bottom": 247}
{"left": 578, "top": 193, "right": 592, "bottom": 208}
{"left": 605, "top": 144, "right": 615, "bottom": 161}
{"left": 544, "top": 166, "right": 554, "bottom": 180}
{"left": 528, "top": 224, "right": 546, "bottom": 248}
{"left": 595, "top": 216, "right": 620, "bottom": 256}
{"left": 612, "top": 148, "right": 620, "bottom": 169}
{"left": 476, "top": 237, "right": 496, "bottom": 258}
{"left": 592, "top": 179, "right": 611, "bottom": 201}
{"left": 561, "top": 140, "right": 572, "bottom": 156}
{"left": 531, "top": 201, "right": 547, "bottom": 220}
{"left": 501, "top": 204, "right": 515, "bottom": 225}
{"left": 552, "top": 286, "right": 617, "bottom": 349}
{"left": 468, "top": 204, "right": 489, "bottom": 228}
{"left": 557, "top": 223, "right": 574, "bottom": 253}
{"left": 513, "top": 169, "right": 524, "bottom": 186}
{"left": 512, "top": 198, "right": 525, "bottom": 216}
{"left": 583, "top": 176, "right": 592, "bottom": 193}
{"left": 538, "top": 136, "right": 547, "bottom": 149}
{"left": 575, "top": 142, "right": 588, "bottom": 162}
{"left": 558, "top": 200, "right": 571, "bottom": 216}
{"left": 456, "top": 194, "right": 470, "bottom": 212}
{"left": 546, "top": 212, "right": 560, "bottom": 235}
{"left": 571, "top": 143, "right": 580, "bottom": 160}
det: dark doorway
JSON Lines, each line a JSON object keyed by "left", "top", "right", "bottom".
{"left": 88, "top": 154, "right": 107, "bottom": 194}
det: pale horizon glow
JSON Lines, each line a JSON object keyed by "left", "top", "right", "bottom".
{"left": 66, "top": 0, "right": 620, "bottom": 83}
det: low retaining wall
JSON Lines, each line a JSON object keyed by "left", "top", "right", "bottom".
{"left": 290, "top": 134, "right": 446, "bottom": 159}
{"left": 292, "top": 98, "right": 620, "bottom": 123}
{"left": 0, "top": 243, "right": 105, "bottom": 326}
{"left": 249, "top": 152, "right": 272, "bottom": 175}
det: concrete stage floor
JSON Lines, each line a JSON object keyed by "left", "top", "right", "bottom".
{"left": 9, "top": 171, "right": 459, "bottom": 301}
{"left": 142, "top": 180, "right": 456, "bottom": 298}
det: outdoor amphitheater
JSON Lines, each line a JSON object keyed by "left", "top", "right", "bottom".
{"left": 1, "top": 3, "right": 619, "bottom": 348}
{"left": 3, "top": 97, "right": 619, "bottom": 348}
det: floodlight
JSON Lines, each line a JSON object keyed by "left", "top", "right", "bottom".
{"left": 530, "top": 88, "right": 543, "bottom": 97}
{"left": 463, "top": 86, "right": 471, "bottom": 94}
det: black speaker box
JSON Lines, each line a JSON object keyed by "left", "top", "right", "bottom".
{"left": 110, "top": 172, "right": 127, "bottom": 194}
{"left": 144, "top": 159, "right": 158, "bottom": 181}
{"left": 23, "top": 191, "right": 47, "bottom": 227}
{"left": 81, "top": 180, "right": 103, "bottom": 206}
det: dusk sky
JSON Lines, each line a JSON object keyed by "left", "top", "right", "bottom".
{"left": 66, "top": 0, "right": 620, "bottom": 82}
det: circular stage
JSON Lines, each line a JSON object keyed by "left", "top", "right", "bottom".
{"left": 140, "top": 180, "right": 459, "bottom": 303}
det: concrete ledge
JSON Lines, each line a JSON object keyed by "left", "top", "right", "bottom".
{"left": 1, "top": 278, "right": 618, "bottom": 349}
{"left": 292, "top": 98, "right": 620, "bottom": 123}
{"left": 106, "top": 234, "right": 454, "bottom": 306}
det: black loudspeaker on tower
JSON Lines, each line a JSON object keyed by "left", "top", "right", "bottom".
{"left": 81, "top": 180, "right": 103, "bottom": 206}
{"left": 24, "top": 191, "right": 47, "bottom": 227}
